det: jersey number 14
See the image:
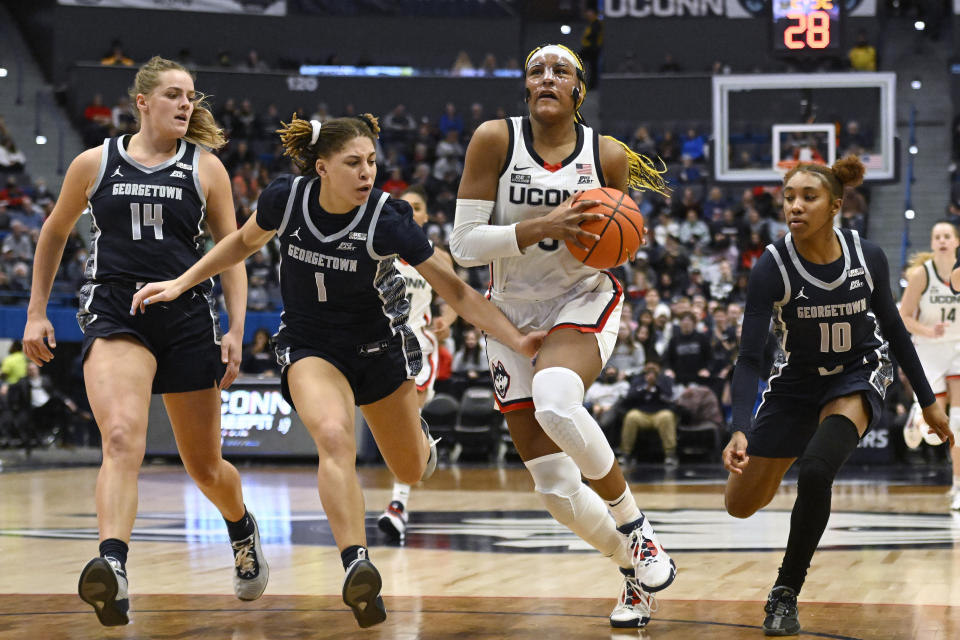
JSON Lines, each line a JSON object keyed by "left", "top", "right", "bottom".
{"left": 130, "top": 203, "right": 164, "bottom": 240}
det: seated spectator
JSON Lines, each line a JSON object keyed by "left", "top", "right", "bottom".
{"left": 383, "top": 104, "right": 416, "bottom": 142}
{"left": 19, "top": 361, "right": 82, "bottom": 448}
{"left": 674, "top": 382, "right": 724, "bottom": 452}
{"left": 619, "top": 360, "right": 678, "bottom": 465}
{"left": 465, "top": 102, "right": 485, "bottom": 142}
{"left": 656, "top": 129, "right": 681, "bottom": 164}
{"left": 438, "top": 102, "right": 464, "bottom": 139}
{"left": 451, "top": 327, "right": 489, "bottom": 393}
{"left": 848, "top": 30, "right": 877, "bottom": 71}
{"left": 381, "top": 168, "right": 408, "bottom": 197}
{"left": 0, "top": 176, "right": 26, "bottom": 208}
{"left": 479, "top": 53, "right": 498, "bottom": 76}
{"left": 100, "top": 41, "right": 134, "bottom": 66}
{"left": 2, "top": 221, "right": 33, "bottom": 262}
{"left": 12, "top": 197, "right": 45, "bottom": 230}
{"left": 247, "top": 274, "right": 271, "bottom": 311}
{"left": 82, "top": 93, "right": 113, "bottom": 146}
{"left": 585, "top": 365, "right": 630, "bottom": 437}
{"left": 678, "top": 208, "right": 709, "bottom": 248}
{"left": 110, "top": 95, "right": 137, "bottom": 135}
{"left": 451, "top": 51, "right": 475, "bottom": 76}
{"left": 630, "top": 126, "right": 656, "bottom": 158}
{"left": 240, "top": 328, "right": 279, "bottom": 377}
{"left": 237, "top": 49, "right": 269, "bottom": 72}
{"left": 680, "top": 128, "right": 706, "bottom": 161}
{"left": 1, "top": 340, "right": 27, "bottom": 384}
{"left": 664, "top": 311, "right": 712, "bottom": 388}
{"left": 0, "top": 139, "right": 26, "bottom": 174}
{"left": 608, "top": 320, "right": 646, "bottom": 378}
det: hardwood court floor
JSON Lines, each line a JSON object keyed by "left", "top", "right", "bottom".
{"left": 1, "top": 465, "right": 959, "bottom": 639}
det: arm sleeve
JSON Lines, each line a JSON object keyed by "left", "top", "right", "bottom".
{"left": 864, "top": 242, "right": 936, "bottom": 407}
{"left": 253, "top": 175, "right": 294, "bottom": 232}
{"left": 449, "top": 199, "right": 523, "bottom": 267}
{"left": 730, "top": 250, "right": 784, "bottom": 432}
{"left": 372, "top": 199, "right": 434, "bottom": 266}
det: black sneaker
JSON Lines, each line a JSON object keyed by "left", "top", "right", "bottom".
{"left": 763, "top": 586, "right": 800, "bottom": 636}
{"left": 231, "top": 511, "right": 269, "bottom": 601}
{"left": 342, "top": 550, "right": 387, "bottom": 628}
{"left": 78, "top": 557, "right": 130, "bottom": 626}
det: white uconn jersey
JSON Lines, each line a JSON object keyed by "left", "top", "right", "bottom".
{"left": 395, "top": 257, "right": 434, "bottom": 353}
{"left": 914, "top": 259, "right": 960, "bottom": 343}
{"left": 492, "top": 116, "right": 605, "bottom": 302}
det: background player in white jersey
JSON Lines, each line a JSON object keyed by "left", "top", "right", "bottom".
{"left": 450, "top": 43, "right": 674, "bottom": 629}
{"left": 23, "top": 57, "right": 266, "bottom": 626}
{"left": 899, "top": 221, "right": 960, "bottom": 509}
{"left": 378, "top": 186, "right": 458, "bottom": 540}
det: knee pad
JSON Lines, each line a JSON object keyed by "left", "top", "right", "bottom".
{"left": 949, "top": 408, "right": 960, "bottom": 446}
{"left": 532, "top": 367, "right": 615, "bottom": 479}
{"left": 525, "top": 453, "right": 626, "bottom": 561}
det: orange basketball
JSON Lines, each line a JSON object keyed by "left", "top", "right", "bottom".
{"left": 564, "top": 187, "right": 644, "bottom": 269}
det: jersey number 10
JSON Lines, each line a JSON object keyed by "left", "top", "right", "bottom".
{"left": 818, "top": 321, "right": 851, "bottom": 353}
{"left": 130, "top": 203, "right": 164, "bottom": 240}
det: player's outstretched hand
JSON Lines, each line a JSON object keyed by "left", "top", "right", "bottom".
{"left": 517, "top": 330, "right": 547, "bottom": 360}
{"left": 23, "top": 315, "right": 57, "bottom": 365}
{"left": 130, "top": 280, "right": 185, "bottom": 315}
{"left": 541, "top": 192, "right": 606, "bottom": 251}
{"left": 921, "top": 403, "right": 955, "bottom": 447}
{"left": 722, "top": 430, "right": 750, "bottom": 474}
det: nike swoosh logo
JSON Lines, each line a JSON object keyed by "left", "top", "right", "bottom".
{"left": 513, "top": 165, "right": 531, "bottom": 171}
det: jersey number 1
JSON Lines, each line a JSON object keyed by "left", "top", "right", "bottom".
{"left": 130, "top": 203, "right": 164, "bottom": 240}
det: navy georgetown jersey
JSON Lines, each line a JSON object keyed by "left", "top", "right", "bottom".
{"left": 255, "top": 175, "right": 434, "bottom": 349}
{"left": 765, "top": 228, "right": 887, "bottom": 378}
{"left": 85, "top": 136, "right": 208, "bottom": 287}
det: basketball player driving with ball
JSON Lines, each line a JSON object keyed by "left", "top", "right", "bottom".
{"left": 450, "top": 43, "right": 675, "bottom": 629}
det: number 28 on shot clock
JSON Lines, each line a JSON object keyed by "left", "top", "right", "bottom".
{"left": 771, "top": 0, "right": 841, "bottom": 55}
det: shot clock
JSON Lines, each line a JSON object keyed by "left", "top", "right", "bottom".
{"left": 772, "top": 0, "right": 842, "bottom": 56}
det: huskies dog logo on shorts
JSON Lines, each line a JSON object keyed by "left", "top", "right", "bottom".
{"left": 491, "top": 361, "right": 510, "bottom": 398}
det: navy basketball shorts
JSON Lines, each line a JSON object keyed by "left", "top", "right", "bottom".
{"left": 78, "top": 282, "right": 224, "bottom": 394}
{"left": 747, "top": 360, "right": 892, "bottom": 458}
{"left": 273, "top": 330, "right": 421, "bottom": 408}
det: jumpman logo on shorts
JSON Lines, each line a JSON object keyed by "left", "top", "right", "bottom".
{"left": 796, "top": 286, "right": 808, "bottom": 301}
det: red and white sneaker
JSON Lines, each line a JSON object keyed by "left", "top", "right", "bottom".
{"left": 618, "top": 515, "right": 677, "bottom": 592}
{"left": 609, "top": 567, "right": 657, "bottom": 628}
{"left": 377, "top": 501, "right": 408, "bottom": 541}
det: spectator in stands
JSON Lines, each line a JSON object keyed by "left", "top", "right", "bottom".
{"left": 465, "top": 103, "right": 485, "bottom": 142}
{"left": 238, "top": 49, "right": 269, "bottom": 72}
{"left": 451, "top": 51, "right": 475, "bottom": 76}
{"left": 678, "top": 208, "right": 709, "bottom": 248}
{"left": 438, "top": 102, "right": 464, "bottom": 139}
{"left": 12, "top": 196, "right": 44, "bottom": 230}
{"left": 0, "top": 176, "right": 26, "bottom": 208}
{"left": 586, "top": 365, "right": 629, "bottom": 437}
{"left": 3, "top": 221, "right": 33, "bottom": 262}
{"left": 381, "top": 168, "right": 408, "bottom": 197}
{"left": 848, "top": 30, "right": 877, "bottom": 71}
{"left": 1, "top": 340, "right": 28, "bottom": 384}
{"left": 240, "top": 328, "right": 279, "bottom": 377}
{"left": 0, "top": 139, "right": 26, "bottom": 174}
{"left": 608, "top": 320, "right": 646, "bottom": 378}
{"left": 479, "top": 53, "right": 498, "bottom": 76}
{"left": 258, "top": 104, "right": 282, "bottom": 140}
{"left": 82, "top": 94, "right": 113, "bottom": 146}
{"left": 658, "top": 53, "right": 682, "bottom": 73}
{"left": 657, "top": 129, "right": 681, "bottom": 164}
{"left": 309, "top": 102, "right": 331, "bottom": 125}
{"left": 619, "top": 360, "right": 678, "bottom": 465}
{"left": 681, "top": 128, "right": 706, "bottom": 162}
{"left": 234, "top": 99, "right": 258, "bottom": 140}
{"left": 100, "top": 40, "right": 134, "bottom": 66}
{"left": 702, "top": 187, "right": 729, "bottom": 222}
{"left": 383, "top": 104, "right": 416, "bottom": 142}
{"left": 111, "top": 96, "right": 137, "bottom": 135}
{"left": 630, "top": 126, "right": 656, "bottom": 158}
{"left": 579, "top": 5, "right": 603, "bottom": 89}
{"left": 664, "top": 311, "right": 712, "bottom": 389}
{"left": 451, "top": 327, "right": 489, "bottom": 391}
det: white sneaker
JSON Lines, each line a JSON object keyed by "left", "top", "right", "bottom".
{"left": 951, "top": 490, "right": 960, "bottom": 511}
{"left": 231, "top": 511, "right": 269, "bottom": 601}
{"left": 609, "top": 568, "right": 657, "bottom": 628}
{"left": 377, "top": 501, "right": 408, "bottom": 541}
{"left": 618, "top": 515, "right": 677, "bottom": 593}
{"left": 420, "top": 418, "right": 440, "bottom": 482}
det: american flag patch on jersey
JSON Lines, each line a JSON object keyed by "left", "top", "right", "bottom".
{"left": 576, "top": 163, "right": 592, "bottom": 175}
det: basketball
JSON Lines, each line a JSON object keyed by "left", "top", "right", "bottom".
{"left": 564, "top": 187, "right": 644, "bottom": 269}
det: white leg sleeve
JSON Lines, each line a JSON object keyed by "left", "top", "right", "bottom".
{"left": 525, "top": 452, "right": 631, "bottom": 568}
{"left": 532, "top": 367, "right": 616, "bottom": 480}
